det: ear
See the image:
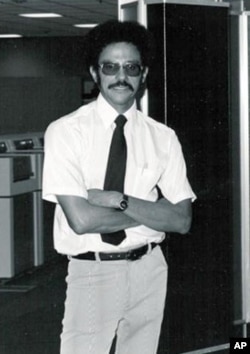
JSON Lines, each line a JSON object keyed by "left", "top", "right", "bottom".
{"left": 89, "top": 66, "right": 98, "bottom": 83}
{"left": 141, "top": 67, "right": 149, "bottom": 84}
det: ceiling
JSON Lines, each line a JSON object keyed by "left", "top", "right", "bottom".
{"left": 0, "top": 0, "right": 118, "bottom": 37}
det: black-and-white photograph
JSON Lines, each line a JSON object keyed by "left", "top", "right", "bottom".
{"left": 0, "top": 1, "right": 247, "bottom": 353}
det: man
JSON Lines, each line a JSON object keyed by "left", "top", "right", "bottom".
{"left": 42, "top": 20, "right": 196, "bottom": 354}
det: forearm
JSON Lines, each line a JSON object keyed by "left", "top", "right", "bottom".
{"left": 57, "top": 195, "right": 139, "bottom": 235}
{"left": 80, "top": 204, "right": 139, "bottom": 234}
{"left": 87, "top": 189, "right": 192, "bottom": 234}
{"left": 124, "top": 196, "right": 192, "bottom": 234}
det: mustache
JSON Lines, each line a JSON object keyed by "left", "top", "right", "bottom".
{"left": 108, "top": 81, "right": 134, "bottom": 91}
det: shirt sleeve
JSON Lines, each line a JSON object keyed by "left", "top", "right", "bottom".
{"left": 42, "top": 120, "right": 88, "bottom": 203}
{"left": 158, "top": 131, "right": 196, "bottom": 204}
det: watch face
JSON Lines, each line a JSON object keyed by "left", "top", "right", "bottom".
{"left": 120, "top": 199, "right": 128, "bottom": 211}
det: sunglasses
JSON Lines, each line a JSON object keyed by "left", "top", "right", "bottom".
{"left": 98, "top": 62, "right": 144, "bottom": 77}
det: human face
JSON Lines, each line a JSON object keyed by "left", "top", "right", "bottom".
{"left": 90, "top": 42, "right": 148, "bottom": 113}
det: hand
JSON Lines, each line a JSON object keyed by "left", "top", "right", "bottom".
{"left": 87, "top": 189, "right": 122, "bottom": 209}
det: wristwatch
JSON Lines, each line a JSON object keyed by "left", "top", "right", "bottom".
{"left": 119, "top": 194, "right": 129, "bottom": 211}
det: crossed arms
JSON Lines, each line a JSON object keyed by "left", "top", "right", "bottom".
{"left": 57, "top": 189, "right": 192, "bottom": 236}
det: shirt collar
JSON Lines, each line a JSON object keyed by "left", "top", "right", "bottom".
{"left": 96, "top": 93, "right": 137, "bottom": 129}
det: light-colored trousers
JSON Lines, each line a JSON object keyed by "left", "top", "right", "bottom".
{"left": 60, "top": 245, "right": 168, "bottom": 354}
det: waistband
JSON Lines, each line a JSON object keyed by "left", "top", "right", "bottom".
{"left": 71, "top": 242, "right": 158, "bottom": 262}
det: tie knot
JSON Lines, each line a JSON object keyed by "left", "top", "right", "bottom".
{"left": 115, "top": 115, "right": 127, "bottom": 128}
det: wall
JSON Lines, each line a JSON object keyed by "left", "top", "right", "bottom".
{"left": 0, "top": 37, "right": 91, "bottom": 134}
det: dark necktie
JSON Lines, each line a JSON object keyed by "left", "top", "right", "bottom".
{"left": 101, "top": 115, "right": 127, "bottom": 245}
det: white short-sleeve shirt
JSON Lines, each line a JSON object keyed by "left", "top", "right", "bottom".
{"left": 42, "top": 94, "right": 196, "bottom": 255}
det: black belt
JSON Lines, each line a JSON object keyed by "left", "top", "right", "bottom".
{"left": 72, "top": 243, "right": 158, "bottom": 262}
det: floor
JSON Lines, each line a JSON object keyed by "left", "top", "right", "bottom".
{"left": 0, "top": 254, "right": 171, "bottom": 354}
{"left": 0, "top": 244, "right": 231, "bottom": 354}
{"left": 0, "top": 255, "right": 66, "bottom": 354}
